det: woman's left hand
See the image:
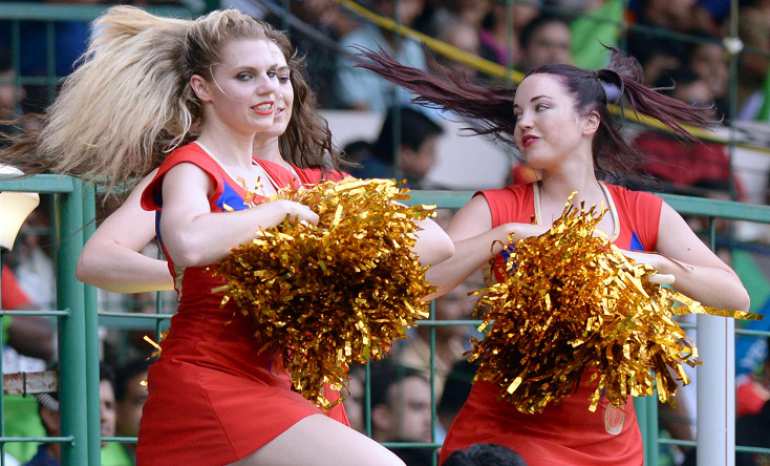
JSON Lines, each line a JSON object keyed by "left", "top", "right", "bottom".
{"left": 620, "top": 250, "right": 676, "bottom": 286}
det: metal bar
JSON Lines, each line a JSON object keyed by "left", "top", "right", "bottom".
{"left": 382, "top": 442, "right": 441, "bottom": 449}
{"left": 97, "top": 311, "right": 173, "bottom": 320}
{"left": 697, "top": 217, "right": 735, "bottom": 466}
{"left": 364, "top": 363, "right": 372, "bottom": 437}
{"left": 1, "top": 252, "right": 5, "bottom": 466}
{"left": 415, "top": 319, "right": 481, "bottom": 327}
{"left": 660, "top": 438, "right": 698, "bottom": 447}
{"left": 428, "top": 300, "right": 437, "bottom": 466}
{"left": 735, "top": 328, "right": 770, "bottom": 337}
{"left": 0, "top": 3, "right": 193, "bottom": 20}
{"left": 634, "top": 398, "right": 649, "bottom": 464}
{"left": 0, "top": 310, "right": 69, "bottom": 317}
{"left": 82, "top": 183, "right": 101, "bottom": 466}
{"left": 56, "top": 179, "right": 88, "bottom": 466}
{"left": 646, "top": 393, "right": 659, "bottom": 466}
{"left": 736, "top": 446, "right": 770, "bottom": 455}
{"left": 406, "top": 191, "right": 770, "bottom": 222}
{"left": 101, "top": 436, "right": 137, "bottom": 444}
{"left": 0, "top": 175, "right": 76, "bottom": 193}
{"left": 0, "top": 436, "right": 73, "bottom": 444}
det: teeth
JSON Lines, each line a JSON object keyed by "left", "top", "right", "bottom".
{"left": 254, "top": 103, "right": 273, "bottom": 112}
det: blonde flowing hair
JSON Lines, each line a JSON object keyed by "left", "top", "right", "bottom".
{"left": 1, "top": 6, "right": 268, "bottom": 191}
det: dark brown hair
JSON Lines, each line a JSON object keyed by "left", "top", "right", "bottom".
{"left": 263, "top": 24, "right": 343, "bottom": 170}
{"left": 357, "top": 48, "right": 713, "bottom": 180}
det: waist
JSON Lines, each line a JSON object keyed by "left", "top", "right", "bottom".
{"left": 159, "top": 309, "right": 289, "bottom": 384}
{"left": 467, "top": 380, "right": 637, "bottom": 432}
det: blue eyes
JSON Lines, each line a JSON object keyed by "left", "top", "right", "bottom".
{"left": 235, "top": 71, "right": 290, "bottom": 83}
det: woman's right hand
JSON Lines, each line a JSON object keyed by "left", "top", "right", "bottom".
{"left": 276, "top": 200, "right": 320, "bottom": 225}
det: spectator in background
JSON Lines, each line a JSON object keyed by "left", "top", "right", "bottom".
{"left": 337, "top": 0, "right": 428, "bottom": 111}
{"left": 518, "top": 14, "right": 572, "bottom": 72}
{"left": 433, "top": 17, "right": 481, "bottom": 78}
{"left": 109, "top": 359, "right": 151, "bottom": 465}
{"left": 265, "top": 0, "right": 358, "bottom": 108}
{"left": 431, "top": 0, "right": 490, "bottom": 32}
{"left": 626, "top": 0, "right": 694, "bottom": 84}
{"left": 394, "top": 276, "right": 479, "bottom": 397}
{"left": 370, "top": 360, "right": 432, "bottom": 446}
{"left": 634, "top": 68, "right": 732, "bottom": 191}
{"left": 0, "top": 49, "right": 24, "bottom": 122}
{"left": 0, "top": 0, "right": 97, "bottom": 113}
{"left": 686, "top": 33, "right": 729, "bottom": 119}
{"left": 479, "top": 0, "right": 540, "bottom": 67}
{"left": 343, "top": 365, "right": 365, "bottom": 433}
{"left": 349, "top": 105, "right": 444, "bottom": 187}
{"left": 737, "top": 337, "right": 770, "bottom": 417}
{"left": 437, "top": 360, "right": 476, "bottom": 435}
{"left": 736, "top": 0, "right": 770, "bottom": 121}
{"left": 736, "top": 400, "right": 770, "bottom": 466}
{"left": 25, "top": 365, "right": 117, "bottom": 466}
{"left": 443, "top": 444, "right": 527, "bottom": 466}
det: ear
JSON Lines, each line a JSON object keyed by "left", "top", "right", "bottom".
{"left": 582, "top": 110, "right": 601, "bottom": 136}
{"left": 190, "top": 74, "right": 214, "bottom": 103}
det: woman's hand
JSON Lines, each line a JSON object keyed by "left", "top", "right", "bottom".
{"left": 621, "top": 250, "right": 676, "bottom": 286}
{"left": 275, "top": 200, "right": 319, "bottom": 225}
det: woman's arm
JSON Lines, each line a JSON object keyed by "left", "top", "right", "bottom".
{"left": 637, "top": 202, "right": 750, "bottom": 310}
{"left": 159, "top": 163, "right": 317, "bottom": 268}
{"left": 413, "top": 218, "right": 454, "bottom": 266}
{"left": 76, "top": 170, "right": 174, "bottom": 293}
{"left": 425, "top": 196, "right": 547, "bottom": 297}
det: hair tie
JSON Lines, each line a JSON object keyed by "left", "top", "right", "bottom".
{"left": 599, "top": 78, "right": 622, "bottom": 104}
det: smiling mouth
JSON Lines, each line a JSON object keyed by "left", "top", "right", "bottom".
{"left": 252, "top": 102, "right": 274, "bottom": 116}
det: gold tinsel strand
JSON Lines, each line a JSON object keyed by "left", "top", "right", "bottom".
{"left": 471, "top": 197, "right": 760, "bottom": 414}
{"left": 214, "top": 178, "right": 435, "bottom": 409}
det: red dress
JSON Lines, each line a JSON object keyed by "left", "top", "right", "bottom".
{"left": 136, "top": 143, "right": 349, "bottom": 466}
{"left": 440, "top": 182, "right": 662, "bottom": 466}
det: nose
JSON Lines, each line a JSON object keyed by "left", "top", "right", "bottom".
{"left": 516, "top": 110, "right": 533, "bottom": 130}
{"left": 256, "top": 72, "right": 279, "bottom": 96}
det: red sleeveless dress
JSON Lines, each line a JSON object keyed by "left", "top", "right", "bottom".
{"left": 136, "top": 143, "right": 349, "bottom": 466}
{"left": 439, "top": 182, "right": 662, "bottom": 466}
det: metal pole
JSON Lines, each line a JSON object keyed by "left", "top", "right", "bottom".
{"left": 697, "top": 218, "right": 735, "bottom": 466}
{"left": 57, "top": 180, "right": 88, "bottom": 466}
{"left": 82, "top": 183, "right": 101, "bottom": 466}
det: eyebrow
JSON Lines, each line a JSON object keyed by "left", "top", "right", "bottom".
{"left": 513, "top": 95, "right": 551, "bottom": 109}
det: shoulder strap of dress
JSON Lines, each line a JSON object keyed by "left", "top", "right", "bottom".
{"left": 607, "top": 184, "right": 663, "bottom": 251}
{"left": 476, "top": 183, "right": 535, "bottom": 228}
{"left": 140, "top": 143, "right": 225, "bottom": 211}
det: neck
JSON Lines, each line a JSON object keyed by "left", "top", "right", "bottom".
{"left": 253, "top": 135, "right": 284, "bottom": 163}
{"left": 539, "top": 149, "right": 604, "bottom": 206}
{"left": 197, "top": 119, "right": 255, "bottom": 168}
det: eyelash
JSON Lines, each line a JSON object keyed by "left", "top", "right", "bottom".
{"left": 235, "top": 71, "right": 289, "bottom": 83}
{"left": 514, "top": 103, "right": 549, "bottom": 117}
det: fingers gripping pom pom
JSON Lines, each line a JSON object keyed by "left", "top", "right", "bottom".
{"left": 213, "top": 178, "right": 435, "bottom": 409}
{"left": 471, "top": 194, "right": 760, "bottom": 414}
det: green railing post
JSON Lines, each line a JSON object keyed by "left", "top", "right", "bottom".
{"left": 56, "top": 179, "right": 88, "bottom": 466}
{"left": 82, "top": 183, "right": 101, "bottom": 466}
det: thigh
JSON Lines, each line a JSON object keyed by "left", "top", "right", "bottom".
{"left": 228, "top": 414, "right": 405, "bottom": 466}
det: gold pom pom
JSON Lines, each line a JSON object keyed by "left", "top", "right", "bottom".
{"left": 471, "top": 196, "right": 759, "bottom": 414}
{"left": 214, "top": 178, "right": 435, "bottom": 408}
